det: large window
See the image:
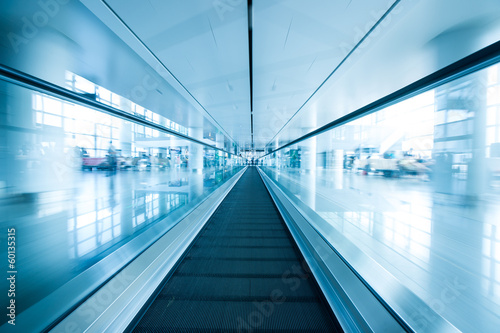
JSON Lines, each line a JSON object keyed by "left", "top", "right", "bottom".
{"left": 487, "top": 64, "right": 500, "bottom": 157}
{"left": 65, "top": 71, "right": 189, "bottom": 139}
{"left": 33, "top": 93, "right": 120, "bottom": 157}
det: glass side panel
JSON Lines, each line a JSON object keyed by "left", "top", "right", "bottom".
{"left": 0, "top": 79, "right": 243, "bottom": 324}
{"left": 261, "top": 63, "right": 500, "bottom": 332}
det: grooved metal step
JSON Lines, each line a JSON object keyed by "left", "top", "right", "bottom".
{"left": 132, "top": 168, "right": 342, "bottom": 332}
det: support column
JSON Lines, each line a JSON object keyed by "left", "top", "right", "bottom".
{"left": 188, "top": 128, "right": 204, "bottom": 174}
{"left": 216, "top": 132, "right": 225, "bottom": 150}
{"left": 299, "top": 137, "right": 317, "bottom": 210}
{"left": 465, "top": 75, "right": 488, "bottom": 199}
{"left": 188, "top": 127, "right": 204, "bottom": 200}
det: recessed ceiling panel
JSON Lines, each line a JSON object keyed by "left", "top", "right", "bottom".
{"left": 252, "top": 0, "right": 394, "bottom": 148}
{"left": 266, "top": 0, "right": 500, "bottom": 152}
{"left": 104, "top": 0, "right": 251, "bottom": 147}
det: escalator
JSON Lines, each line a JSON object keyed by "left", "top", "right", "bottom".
{"left": 131, "top": 167, "right": 342, "bottom": 332}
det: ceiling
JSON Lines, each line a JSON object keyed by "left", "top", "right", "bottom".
{"left": 94, "top": 0, "right": 399, "bottom": 151}
{"left": 102, "top": 0, "right": 252, "bottom": 148}
{"left": 82, "top": 0, "right": 500, "bottom": 153}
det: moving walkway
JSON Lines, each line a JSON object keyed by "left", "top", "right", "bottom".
{"left": 130, "top": 167, "right": 342, "bottom": 332}
{"left": 45, "top": 166, "right": 407, "bottom": 333}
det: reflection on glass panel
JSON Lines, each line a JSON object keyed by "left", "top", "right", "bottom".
{"left": 0, "top": 77, "right": 243, "bottom": 325}
{"left": 261, "top": 63, "right": 500, "bottom": 331}
{"left": 64, "top": 72, "right": 195, "bottom": 139}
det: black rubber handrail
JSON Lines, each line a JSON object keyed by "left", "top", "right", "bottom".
{"left": 0, "top": 64, "right": 236, "bottom": 155}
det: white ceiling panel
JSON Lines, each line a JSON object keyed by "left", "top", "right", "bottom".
{"left": 104, "top": 0, "right": 251, "bottom": 147}
{"left": 266, "top": 0, "right": 500, "bottom": 151}
{"left": 251, "top": 0, "right": 394, "bottom": 148}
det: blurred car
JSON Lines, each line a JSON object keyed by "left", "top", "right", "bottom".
{"left": 82, "top": 157, "right": 106, "bottom": 171}
{"left": 358, "top": 151, "right": 433, "bottom": 177}
{"left": 357, "top": 152, "right": 400, "bottom": 177}
{"left": 398, "top": 156, "right": 433, "bottom": 176}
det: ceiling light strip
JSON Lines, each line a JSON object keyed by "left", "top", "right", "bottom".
{"left": 248, "top": 0, "right": 254, "bottom": 148}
